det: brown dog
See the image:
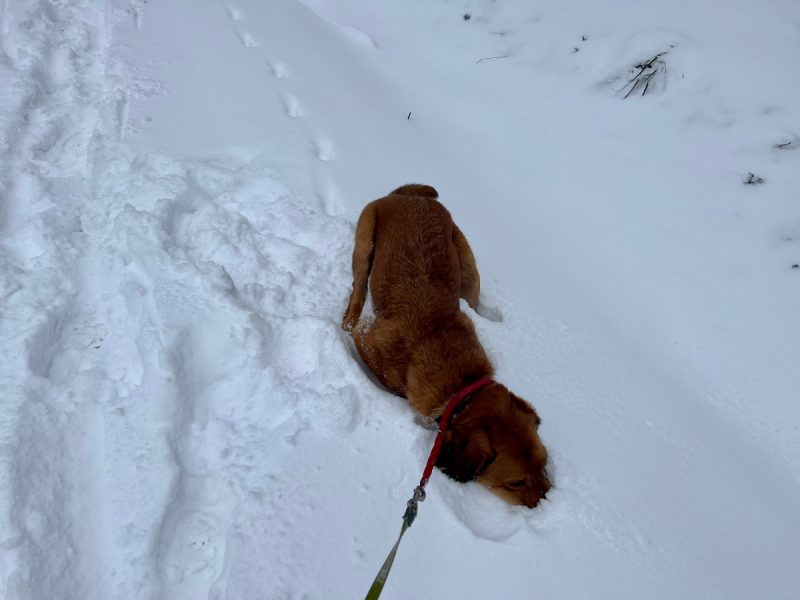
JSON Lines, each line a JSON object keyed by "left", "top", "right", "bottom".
{"left": 342, "top": 184, "right": 550, "bottom": 508}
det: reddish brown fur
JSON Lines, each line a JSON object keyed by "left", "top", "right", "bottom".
{"left": 342, "top": 184, "right": 550, "bottom": 508}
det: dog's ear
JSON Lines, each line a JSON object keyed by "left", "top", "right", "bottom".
{"left": 509, "top": 392, "right": 540, "bottom": 426}
{"left": 437, "top": 426, "right": 496, "bottom": 482}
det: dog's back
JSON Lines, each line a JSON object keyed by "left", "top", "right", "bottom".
{"left": 369, "top": 191, "right": 461, "bottom": 319}
{"left": 341, "top": 183, "right": 487, "bottom": 401}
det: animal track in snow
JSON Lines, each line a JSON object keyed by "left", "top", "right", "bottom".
{"left": 127, "top": 5, "right": 144, "bottom": 30}
{"left": 313, "top": 137, "right": 335, "bottom": 162}
{"left": 238, "top": 31, "right": 258, "bottom": 48}
{"left": 160, "top": 510, "right": 228, "bottom": 598}
{"left": 269, "top": 60, "right": 290, "bottom": 79}
{"left": 227, "top": 6, "right": 244, "bottom": 21}
{"left": 280, "top": 91, "right": 303, "bottom": 118}
{"left": 313, "top": 174, "right": 341, "bottom": 216}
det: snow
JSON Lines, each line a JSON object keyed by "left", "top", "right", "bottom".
{"left": 1, "top": 0, "right": 799, "bottom": 599}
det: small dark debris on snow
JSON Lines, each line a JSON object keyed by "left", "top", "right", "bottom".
{"left": 475, "top": 55, "right": 510, "bottom": 64}
{"left": 463, "top": 13, "right": 471, "bottom": 21}
{"left": 743, "top": 172, "right": 765, "bottom": 185}
{"left": 775, "top": 140, "right": 796, "bottom": 150}
{"left": 407, "top": 111, "right": 412, "bottom": 120}
{"left": 573, "top": 47, "right": 579, "bottom": 53}
{"left": 792, "top": 264, "right": 799, "bottom": 269}
{"left": 581, "top": 35, "right": 588, "bottom": 41}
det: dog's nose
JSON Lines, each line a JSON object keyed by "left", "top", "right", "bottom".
{"left": 523, "top": 492, "right": 543, "bottom": 508}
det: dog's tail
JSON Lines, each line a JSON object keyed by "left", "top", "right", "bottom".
{"left": 390, "top": 183, "right": 438, "bottom": 198}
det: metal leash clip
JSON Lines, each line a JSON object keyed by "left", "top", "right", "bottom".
{"left": 403, "top": 483, "right": 427, "bottom": 527}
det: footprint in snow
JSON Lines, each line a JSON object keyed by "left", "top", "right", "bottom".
{"left": 313, "top": 174, "right": 341, "bottom": 216}
{"left": 280, "top": 91, "right": 304, "bottom": 118}
{"left": 269, "top": 60, "right": 290, "bottom": 79}
{"left": 227, "top": 6, "right": 244, "bottom": 21}
{"left": 238, "top": 31, "right": 258, "bottom": 48}
{"left": 161, "top": 511, "right": 227, "bottom": 595}
{"left": 313, "top": 137, "right": 335, "bottom": 162}
{"left": 127, "top": 6, "right": 144, "bottom": 30}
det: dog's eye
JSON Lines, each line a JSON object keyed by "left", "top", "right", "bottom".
{"left": 506, "top": 479, "right": 527, "bottom": 490}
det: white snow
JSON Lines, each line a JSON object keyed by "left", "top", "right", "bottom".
{"left": 1, "top": 0, "right": 799, "bottom": 599}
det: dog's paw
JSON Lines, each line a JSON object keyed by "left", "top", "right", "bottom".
{"left": 341, "top": 301, "right": 361, "bottom": 332}
{"left": 341, "top": 309, "right": 360, "bottom": 334}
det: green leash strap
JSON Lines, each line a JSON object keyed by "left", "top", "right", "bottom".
{"left": 364, "top": 517, "right": 410, "bottom": 600}
{"left": 364, "top": 485, "right": 425, "bottom": 600}
{"left": 363, "top": 379, "right": 494, "bottom": 600}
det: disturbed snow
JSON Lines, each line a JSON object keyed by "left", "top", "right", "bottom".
{"left": 1, "top": 1, "right": 799, "bottom": 599}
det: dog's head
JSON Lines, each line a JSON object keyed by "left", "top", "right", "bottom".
{"left": 437, "top": 384, "right": 550, "bottom": 508}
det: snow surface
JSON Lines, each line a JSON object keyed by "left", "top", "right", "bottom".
{"left": 1, "top": 0, "right": 799, "bottom": 598}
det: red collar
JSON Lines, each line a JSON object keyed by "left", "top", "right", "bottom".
{"left": 420, "top": 378, "right": 494, "bottom": 485}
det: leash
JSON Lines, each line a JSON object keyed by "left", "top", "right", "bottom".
{"left": 364, "top": 378, "right": 494, "bottom": 600}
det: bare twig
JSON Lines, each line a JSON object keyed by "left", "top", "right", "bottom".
{"left": 620, "top": 65, "right": 648, "bottom": 97}
{"left": 476, "top": 55, "right": 509, "bottom": 64}
{"left": 618, "top": 51, "right": 668, "bottom": 98}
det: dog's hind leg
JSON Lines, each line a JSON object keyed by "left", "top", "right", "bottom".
{"left": 453, "top": 224, "right": 480, "bottom": 310}
{"left": 342, "top": 202, "right": 377, "bottom": 333}
{"left": 353, "top": 318, "right": 406, "bottom": 395}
